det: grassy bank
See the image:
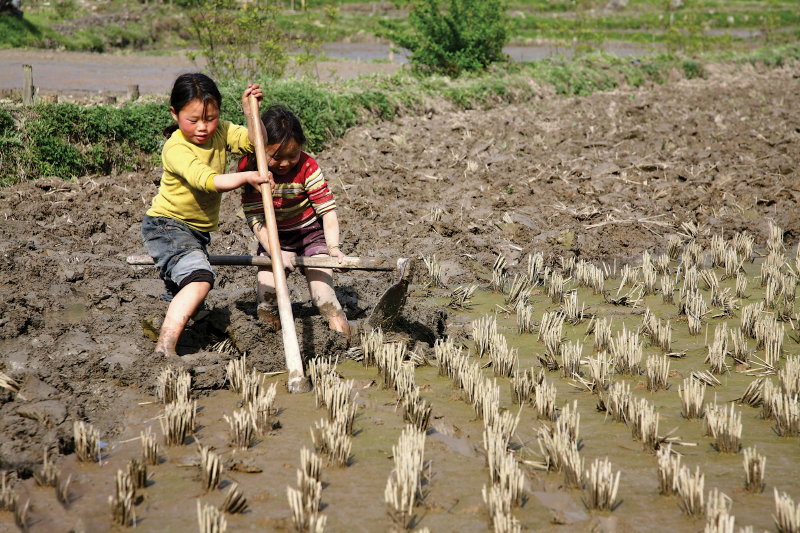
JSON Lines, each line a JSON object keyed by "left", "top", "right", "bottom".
{"left": 1, "top": 43, "right": 798, "bottom": 186}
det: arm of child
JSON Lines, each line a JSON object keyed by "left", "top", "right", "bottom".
{"left": 250, "top": 220, "right": 296, "bottom": 272}
{"left": 241, "top": 84, "right": 267, "bottom": 147}
{"left": 321, "top": 210, "right": 345, "bottom": 264}
{"left": 214, "top": 170, "right": 273, "bottom": 193}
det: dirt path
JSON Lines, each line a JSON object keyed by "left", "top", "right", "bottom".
{"left": 0, "top": 49, "right": 401, "bottom": 98}
{"left": 0, "top": 60, "right": 798, "bottom": 530}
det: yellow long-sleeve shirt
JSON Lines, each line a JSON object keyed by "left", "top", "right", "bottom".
{"left": 146, "top": 120, "right": 253, "bottom": 232}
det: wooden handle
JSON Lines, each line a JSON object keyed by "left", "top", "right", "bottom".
{"left": 247, "top": 94, "right": 307, "bottom": 389}
{"left": 126, "top": 254, "right": 400, "bottom": 271}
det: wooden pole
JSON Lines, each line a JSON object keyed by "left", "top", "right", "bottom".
{"left": 22, "top": 65, "right": 34, "bottom": 106}
{"left": 247, "top": 94, "right": 311, "bottom": 393}
{"left": 126, "top": 254, "right": 400, "bottom": 271}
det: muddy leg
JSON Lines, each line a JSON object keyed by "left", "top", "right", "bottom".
{"left": 256, "top": 267, "right": 281, "bottom": 332}
{"left": 306, "top": 259, "right": 350, "bottom": 339}
{"left": 155, "top": 281, "right": 211, "bottom": 356}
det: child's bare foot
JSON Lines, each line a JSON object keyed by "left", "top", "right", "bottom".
{"left": 257, "top": 303, "right": 282, "bottom": 332}
{"left": 154, "top": 346, "right": 178, "bottom": 357}
{"left": 327, "top": 312, "right": 351, "bottom": 341}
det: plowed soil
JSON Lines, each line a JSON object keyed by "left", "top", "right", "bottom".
{"left": 0, "top": 61, "right": 798, "bottom": 530}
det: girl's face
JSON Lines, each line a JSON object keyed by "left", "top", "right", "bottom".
{"left": 266, "top": 138, "right": 302, "bottom": 176}
{"left": 171, "top": 98, "right": 220, "bottom": 145}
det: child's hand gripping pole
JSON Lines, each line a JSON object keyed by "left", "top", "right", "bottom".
{"left": 247, "top": 94, "right": 312, "bottom": 394}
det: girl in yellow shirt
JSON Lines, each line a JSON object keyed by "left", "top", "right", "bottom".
{"left": 142, "top": 73, "right": 272, "bottom": 357}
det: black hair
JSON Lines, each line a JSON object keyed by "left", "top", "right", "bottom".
{"left": 261, "top": 104, "right": 306, "bottom": 148}
{"left": 163, "top": 73, "right": 222, "bottom": 137}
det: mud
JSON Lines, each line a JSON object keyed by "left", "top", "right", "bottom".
{"left": 0, "top": 62, "right": 799, "bottom": 530}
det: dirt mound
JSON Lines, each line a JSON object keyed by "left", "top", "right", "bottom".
{"left": 1, "top": 61, "right": 798, "bottom": 476}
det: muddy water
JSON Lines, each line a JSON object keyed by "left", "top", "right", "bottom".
{"left": 5, "top": 258, "right": 799, "bottom": 532}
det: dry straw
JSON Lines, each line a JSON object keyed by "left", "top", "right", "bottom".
{"left": 109, "top": 469, "right": 135, "bottom": 527}
{"left": 510, "top": 367, "right": 541, "bottom": 405}
{"left": 773, "top": 488, "right": 800, "bottom": 533}
{"left": 517, "top": 303, "right": 535, "bottom": 334}
{"left": 385, "top": 425, "right": 426, "bottom": 529}
{"left": 584, "top": 457, "right": 620, "bottom": 511}
{"left": 630, "top": 397, "right": 660, "bottom": 450}
{"left": 611, "top": 325, "right": 643, "bottom": 375}
{"left": 0, "top": 371, "right": 22, "bottom": 397}
{"left": 562, "top": 290, "right": 585, "bottom": 324}
{"left": 667, "top": 234, "right": 683, "bottom": 260}
{"left": 472, "top": 314, "right": 497, "bottom": 358}
{"left": 538, "top": 311, "right": 565, "bottom": 371}
{"left": 742, "top": 446, "right": 766, "bottom": 493}
{"left": 733, "top": 231, "right": 754, "bottom": 261}
{"left": 311, "top": 418, "right": 352, "bottom": 467}
{"left": 156, "top": 366, "right": 191, "bottom": 405}
{"left": 224, "top": 409, "right": 254, "bottom": 450}
{"left": 199, "top": 445, "right": 222, "bottom": 492}
{"left": 587, "top": 316, "right": 612, "bottom": 353}
{"left": 127, "top": 458, "right": 147, "bottom": 491}
{"left": 74, "top": 421, "right": 100, "bottom": 463}
{"left": 449, "top": 283, "right": 478, "bottom": 309}
{"left": 585, "top": 352, "right": 612, "bottom": 393}
{"left": 403, "top": 389, "right": 433, "bottom": 431}
{"left": 491, "top": 254, "right": 508, "bottom": 292}
{"left": 489, "top": 333, "right": 518, "bottom": 378}
{"left": 505, "top": 274, "right": 532, "bottom": 309}
{"left": 197, "top": 500, "right": 227, "bottom": 533}
{"left": 730, "top": 329, "right": 750, "bottom": 365}
{"left": 248, "top": 382, "right": 278, "bottom": 436}
{"left": 679, "top": 378, "right": 706, "bottom": 419}
{"left": 423, "top": 254, "right": 444, "bottom": 288}
{"left": 141, "top": 427, "right": 159, "bottom": 465}
{"left": 677, "top": 465, "right": 705, "bottom": 516}
{"left": 599, "top": 381, "right": 632, "bottom": 423}
{"left": 0, "top": 472, "right": 17, "bottom": 514}
{"left": 705, "top": 323, "right": 729, "bottom": 375}
{"left": 360, "top": 327, "right": 385, "bottom": 368}
{"left": 646, "top": 354, "right": 671, "bottom": 392}
{"left": 706, "top": 403, "right": 742, "bottom": 453}
{"left": 547, "top": 271, "right": 566, "bottom": 304}
{"left": 160, "top": 400, "right": 196, "bottom": 446}
{"left": 657, "top": 444, "right": 681, "bottom": 496}
{"left": 706, "top": 488, "right": 733, "bottom": 531}
{"left": 738, "top": 378, "right": 764, "bottom": 408}
{"left": 560, "top": 341, "right": 582, "bottom": 379}
{"left": 55, "top": 474, "right": 72, "bottom": 507}
{"left": 736, "top": 271, "right": 748, "bottom": 298}
{"left": 14, "top": 499, "right": 29, "bottom": 532}
{"left": 220, "top": 483, "right": 248, "bottom": 514}
{"left": 771, "top": 392, "right": 800, "bottom": 437}
{"left": 534, "top": 379, "right": 556, "bottom": 421}
{"left": 287, "top": 482, "right": 323, "bottom": 533}
{"left": 779, "top": 355, "right": 800, "bottom": 397}
{"left": 34, "top": 449, "right": 58, "bottom": 487}
{"left": 527, "top": 251, "right": 545, "bottom": 286}
{"left": 225, "top": 355, "right": 247, "bottom": 394}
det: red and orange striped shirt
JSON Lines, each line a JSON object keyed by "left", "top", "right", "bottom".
{"left": 239, "top": 152, "right": 336, "bottom": 233}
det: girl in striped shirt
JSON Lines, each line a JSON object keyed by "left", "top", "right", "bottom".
{"left": 239, "top": 104, "right": 350, "bottom": 338}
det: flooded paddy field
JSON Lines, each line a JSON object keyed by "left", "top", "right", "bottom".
{"left": 0, "top": 62, "right": 799, "bottom": 531}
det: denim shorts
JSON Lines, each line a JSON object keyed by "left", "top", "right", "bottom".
{"left": 141, "top": 215, "right": 215, "bottom": 300}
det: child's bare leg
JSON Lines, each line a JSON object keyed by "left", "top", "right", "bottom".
{"left": 305, "top": 260, "right": 349, "bottom": 337}
{"left": 156, "top": 281, "right": 211, "bottom": 356}
{"left": 256, "top": 267, "right": 281, "bottom": 331}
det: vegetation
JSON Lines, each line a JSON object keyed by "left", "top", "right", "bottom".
{"left": 187, "top": 0, "right": 290, "bottom": 80}
{"left": 2, "top": 0, "right": 798, "bottom": 54}
{"left": 382, "top": 0, "right": 509, "bottom": 76}
{"left": 1, "top": 42, "right": 798, "bottom": 186}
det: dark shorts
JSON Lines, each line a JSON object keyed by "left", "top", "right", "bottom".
{"left": 257, "top": 219, "right": 328, "bottom": 258}
{"left": 141, "top": 215, "right": 215, "bottom": 300}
